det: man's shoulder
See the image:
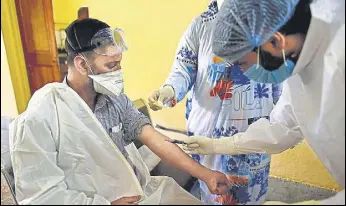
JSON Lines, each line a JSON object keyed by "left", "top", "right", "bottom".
{"left": 185, "top": 2, "right": 217, "bottom": 36}
{"left": 19, "top": 83, "right": 67, "bottom": 122}
{"left": 29, "top": 83, "right": 68, "bottom": 103}
{"left": 199, "top": 0, "right": 218, "bottom": 24}
{"left": 106, "top": 93, "right": 131, "bottom": 105}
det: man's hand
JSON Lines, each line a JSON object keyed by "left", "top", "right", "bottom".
{"left": 111, "top": 196, "right": 141, "bottom": 205}
{"left": 201, "top": 170, "right": 231, "bottom": 195}
{"left": 182, "top": 136, "right": 217, "bottom": 155}
{"left": 148, "top": 86, "right": 175, "bottom": 111}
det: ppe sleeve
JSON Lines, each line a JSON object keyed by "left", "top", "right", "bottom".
{"left": 10, "top": 115, "right": 111, "bottom": 205}
{"left": 164, "top": 18, "right": 200, "bottom": 103}
{"left": 230, "top": 82, "right": 305, "bottom": 154}
{"left": 121, "top": 95, "right": 152, "bottom": 143}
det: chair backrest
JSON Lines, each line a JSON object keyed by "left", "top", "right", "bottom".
{"left": 1, "top": 116, "right": 17, "bottom": 205}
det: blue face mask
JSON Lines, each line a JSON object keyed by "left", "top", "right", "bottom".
{"left": 244, "top": 49, "right": 295, "bottom": 84}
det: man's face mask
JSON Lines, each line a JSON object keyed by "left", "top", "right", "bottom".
{"left": 89, "top": 69, "right": 124, "bottom": 96}
{"left": 82, "top": 56, "right": 124, "bottom": 96}
{"left": 77, "top": 28, "right": 128, "bottom": 96}
{"left": 243, "top": 47, "right": 298, "bottom": 84}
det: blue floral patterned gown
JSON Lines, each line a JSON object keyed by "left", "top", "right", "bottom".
{"left": 163, "top": 1, "right": 282, "bottom": 204}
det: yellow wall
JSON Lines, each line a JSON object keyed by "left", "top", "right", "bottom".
{"left": 271, "top": 140, "right": 342, "bottom": 190}
{"left": 1, "top": 0, "right": 31, "bottom": 114}
{"left": 52, "top": 0, "right": 342, "bottom": 191}
{"left": 1, "top": 30, "right": 18, "bottom": 118}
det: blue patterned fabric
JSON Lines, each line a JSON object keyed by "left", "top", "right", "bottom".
{"left": 164, "top": 1, "right": 282, "bottom": 204}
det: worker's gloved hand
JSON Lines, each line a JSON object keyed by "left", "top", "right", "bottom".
{"left": 182, "top": 136, "right": 216, "bottom": 155}
{"left": 263, "top": 200, "right": 320, "bottom": 205}
{"left": 203, "top": 170, "right": 231, "bottom": 195}
{"left": 111, "top": 196, "right": 141, "bottom": 205}
{"left": 148, "top": 86, "right": 175, "bottom": 111}
{"left": 182, "top": 135, "right": 239, "bottom": 155}
{"left": 182, "top": 134, "right": 263, "bottom": 155}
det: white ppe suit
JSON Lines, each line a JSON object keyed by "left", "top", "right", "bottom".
{"left": 9, "top": 83, "right": 201, "bottom": 205}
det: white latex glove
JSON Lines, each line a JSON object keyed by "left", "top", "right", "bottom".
{"left": 182, "top": 136, "right": 234, "bottom": 155}
{"left": 182, "top": 135, "right": 265, "bottom": 155}
{"left": 148, "top": 86, "right": 175, "bottom": 111}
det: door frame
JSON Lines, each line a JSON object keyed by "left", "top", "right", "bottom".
{"left": 1, "top": 0, "right": 31, "bottom": 113}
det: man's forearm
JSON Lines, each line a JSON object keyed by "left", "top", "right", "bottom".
{"left": 139, "top": 125, "right": 211, "bottom": 180}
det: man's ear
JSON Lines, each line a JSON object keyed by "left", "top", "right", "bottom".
{"left": 74, "top": 55, "right": 89, "bottom": 76}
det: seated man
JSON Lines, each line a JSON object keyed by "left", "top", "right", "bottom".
{"left": 9, "top": 18, "right": 230, "bottom": 205}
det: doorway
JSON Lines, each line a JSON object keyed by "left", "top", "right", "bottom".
{"left": 15, "top": 0, "right": 60, "bottom": 94}
{"left": 15, "top": 0, "right": 89, "bottom": 94}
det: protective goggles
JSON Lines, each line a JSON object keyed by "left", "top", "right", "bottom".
{"left": 68, "top": 27, "right": 128, "bottom": 56}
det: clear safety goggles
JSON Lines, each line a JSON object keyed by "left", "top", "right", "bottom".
{"left": 91, "top": 28, "right": 128, "bottom": 56}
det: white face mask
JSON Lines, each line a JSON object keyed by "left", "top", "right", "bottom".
{"left": 81, "top": 54, "right": 124, "bottom": 96}
{"left": 88, "top": 70, "right": 124, "bottom": 96}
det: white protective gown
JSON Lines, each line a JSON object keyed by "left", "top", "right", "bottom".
{"left": 9, "top": 83, "right": 202, "bottom": 205}
{"left": 224, "top": 0, "right": 345, "bottom": 203}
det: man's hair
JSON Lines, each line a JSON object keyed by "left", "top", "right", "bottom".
{"left": 257, "top": 0, "right": 313, "bottom": 71}
{"left": 66, "top": 51, "right": 95, "bottom": 67}
{"left": 64, "top": 18, "right": 109, "bottom": 67}
{"left": 279, "top": 0, "right": 313, "bottom": 35}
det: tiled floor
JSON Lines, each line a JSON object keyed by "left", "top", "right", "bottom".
{"left": 266, "top": 177, "right": 336, "bottom": 203}
{"left": 1, "top": 173, "right": 16, "bottom": 205}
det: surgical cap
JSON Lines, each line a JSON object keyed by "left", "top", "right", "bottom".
{"left": 212, "top": 0, "right": 300, "bottom": 63}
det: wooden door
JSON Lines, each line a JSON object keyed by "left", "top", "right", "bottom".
{"left": 15, "top": 0, "right": 60, "bottom": 94}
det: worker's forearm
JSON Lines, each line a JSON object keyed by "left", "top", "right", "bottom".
{"left": 213, "top": 135, "right": 300, "bottom": 156}
{"left": 139, "top": 125, "right": 211, "bottom": 180}
{"left": 220, "top": 118, "right": 304, "bottom": 155}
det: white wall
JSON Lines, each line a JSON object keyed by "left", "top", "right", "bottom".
{"left": 1, "top": 29, "right": 18, "bottom": 117}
